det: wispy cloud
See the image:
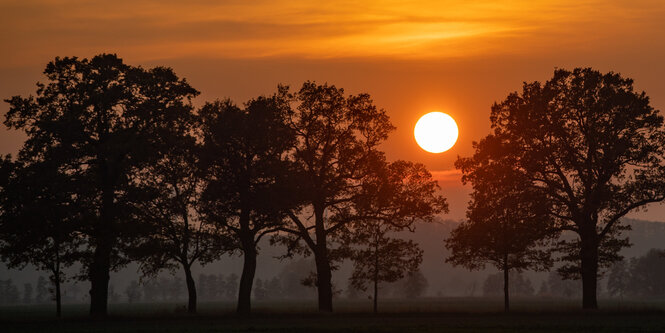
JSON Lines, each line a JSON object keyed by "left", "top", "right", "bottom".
{"left": 1, "top": 0, "right": 663, "bottom": 67}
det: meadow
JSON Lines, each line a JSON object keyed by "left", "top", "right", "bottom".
{"left": 2, "top": 298, "right": 664, "bottom": 332}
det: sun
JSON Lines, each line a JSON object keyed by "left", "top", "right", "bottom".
{"left": 414, "top": 112, "right": 459, "bottom": 153}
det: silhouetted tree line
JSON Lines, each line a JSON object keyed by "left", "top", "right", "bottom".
{"left": 2, "top": 55, "right": 664, "bottom": 316}
{"left": 0, "top": 54, "right": 446, "bottom": 317}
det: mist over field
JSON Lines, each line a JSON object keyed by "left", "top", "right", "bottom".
{"left": 3, "top": 217, "right": 663, "bottom": 305}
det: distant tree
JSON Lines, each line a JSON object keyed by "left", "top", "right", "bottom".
{"left": 35, "top": 276, "right": 49, "bottom": 303}
{"left": 628, "top": 249, "right": 665, "bottom": 297}
{"left": 537, "top": 281, "right": 549, "bottom": 297}
{"left": 483, "top": 272, "right": 534, "bottom": 297}
{"left": 0, "top": 157, "right": 83, "bottom": 317}
{"left": 3, "top": 54, "right": 199, "bottom": 316}
{"left": 253, "top": 279, "right": 267, "bottom": 300}
{"left": 345, "top": 279, "right": 362, "bottom": 300}
{"left": 0, "top": 279, "right": 20, "bottom": 304}
{"left": 607, "top": 259, "right": 630, "bottom": 298}
{"left": 107, "top": 284, "right": 120, "bottom": 303}
{"left": 198, "top": 91, "right": 297, "bottom": 315}
{"left": 447, "top": 154, "right": 553, "bottom": 311}
{"left": 23, "top": 283, "right": 33, "bottom": 304}
{"left": 467, "top": 68, "right": 665, "bottom": 309}
{"left": 125, "top": 280, "right": 142, "bottom": 304}
{"left": 224, "top": 273, "right": 239, "bottom": 300}
{"left": 394, "top": 270, "right": 428, "bottom": 299}
{"left": 265, "top": 277, "right": 283, "bottom": 299}
{"left": 547, "top": 271, "right": 581, "bottom": 298}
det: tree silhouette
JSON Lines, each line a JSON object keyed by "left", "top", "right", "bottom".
{"left": 449, "top": 142, "right": 554, "bottom": 311}
{"left": 3, "top": 54, "right": 199, "bottom": 316}
{"left": 0, "top": 157, "right": 82, "bottom": 317}
{"left": 198, "top": 90, "right": 297, "bottom": 315}
{"left": 464, "top": 68, "right": 665, "bottom": 309}
{"left": 346, "top": 160, "right": 446, "bottom": 313}
{"left": 275, "top": 82, "right": 446, "bottom": 312}
{"left": 127, "top": 124, "right": 225, "bottom": 313}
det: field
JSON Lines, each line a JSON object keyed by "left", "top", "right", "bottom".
{"left": 2, "top": 298, "right": 665, "bottom": 332}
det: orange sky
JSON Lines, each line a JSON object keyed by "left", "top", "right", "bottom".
{"left": 1, "top": 0, "right": 664, "bottom": 220}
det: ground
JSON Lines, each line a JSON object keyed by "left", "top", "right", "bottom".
{"left": 2, "top": 298, "right": 664, "bottom": 332}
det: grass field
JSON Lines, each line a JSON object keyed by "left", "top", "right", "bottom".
{"left": 2, "top": 298, "right": 665, "bottom": 332}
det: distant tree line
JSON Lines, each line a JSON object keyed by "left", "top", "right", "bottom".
{"left": 0, "top": 54, "right": 447, "bottom": 317}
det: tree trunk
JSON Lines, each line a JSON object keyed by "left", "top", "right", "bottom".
{"left": 313, "top": 205, "right": 333, "bottom": 312}
{"left": 314, "top": 249, "right": 334, "bottom": 312}
{"left": 89, "top": 237, "right": 111, "bottom": 317}
{"left": 373, "top": 236, "right": 379, "bottom": 314}
{"left": 580, "top": 233, "right": 599, "bottom": 309}
{"left": 373, "top": 276, "right": 378, "bottom": 314}
{"left": 503, "top": 254, "right": 509, "bottom": 312}
{"left": 54, "top": 272, "right": 62, "bottom": 318}
{"left": 237, "top": 237, "right": 257, "bottom": 315}
{"left": 183, "top": 264, "right": 197, "bottom": 314}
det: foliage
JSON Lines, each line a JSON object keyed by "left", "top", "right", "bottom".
{"left": 460, "top": 67, "right": 665, "bottom": 308}
{"left": 3, "top": 54, "right": 199, "bottom": 315}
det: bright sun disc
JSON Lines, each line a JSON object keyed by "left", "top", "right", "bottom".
{"left": 414, "top": 112, "right": 459, "bottom": 153}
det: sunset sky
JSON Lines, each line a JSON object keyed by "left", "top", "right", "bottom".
{"left": 1, "top": 0, "right": 664, "bottom": 219}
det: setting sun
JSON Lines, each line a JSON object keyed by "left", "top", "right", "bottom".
{"left": 414, "top": 112, "right": 459, "bottom": 153}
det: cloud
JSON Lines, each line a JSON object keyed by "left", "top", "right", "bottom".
{"left": 430, "top": 169, "right": 464, "bottom": 187}
{"left": 2, "top": 0, "right": 663, "bottom": 68}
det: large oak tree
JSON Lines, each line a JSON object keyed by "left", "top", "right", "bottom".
{"left": 467, "top": 68, "right": 665, "bottom": 309}
{"left": 4, "top": 54, "right": 199, "bottom": 316}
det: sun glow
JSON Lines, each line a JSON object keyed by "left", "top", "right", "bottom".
{"left": 414, "top": 112, "right": 458, "bottom": 153}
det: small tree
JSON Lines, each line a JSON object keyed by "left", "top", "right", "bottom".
{"left": 346, "top": 160, "right": 446, "bottom": 313}
{"left": 348, "top": 220, "right": 422, "bottom": 313}
{"left": 448, "top": 152, "right": 553, "bottom": 312}
{"left": 0, "top": 157, "right": 82, "bottom": 317}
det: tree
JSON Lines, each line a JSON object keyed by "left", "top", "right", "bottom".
{"left": 607, "top": 259, "right": 630, "bottom": 298}
{"left": 3, "top": 54, "right": 199, "bottom": 316}
{"left": 348, "top": 221, "right": 422, "bottom": 313}
{"left": 23, "top": 283, "right": 33, "bottom": 304}
{"left": 0, "top": 157, "right": 82, "bottom": 317}
{"left": 483, "top": 272, "right": 535, "bottom": 297}
{"left": 198, "top": 92, "right": 297, "bottom": 315}
{"left": 628, "top": 249, "right": 665, "bottom": 297}
{"left": 35, "top": 276, "right": 49, "bottom": 303}
{"left": 128, "top": 124, "right": 224, "bottom": 314}
{"left": 449, "top": 150, "right": 554, "bottom": 311}
{"left": 394, "top": 270, "right": 429, "bottom": 298}
{"left": 276, "top": 82, "right": 446, "bottom": 312}
{"left": 465, "top": 68, "right": 665, "bottom": 309}
{"left": 345, "top": 160, "right": 446, "bottom": 313}
{"left": 125, "top": 280, "right": 142, "bottom": 304}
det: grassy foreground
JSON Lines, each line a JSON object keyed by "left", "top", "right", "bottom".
{"left": 2, "top": 298, "right": 665, "bottom": 332}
